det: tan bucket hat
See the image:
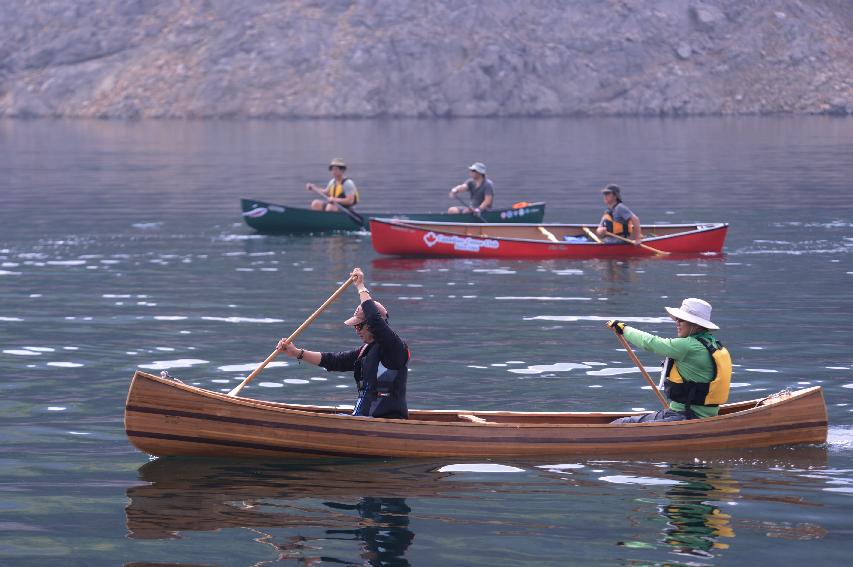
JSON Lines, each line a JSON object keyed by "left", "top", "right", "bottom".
{"left": 329, "top": 158, "right": 347, "bottom": 170}
{"left": 344, "top": 301, "right": 388, "bottom": 326}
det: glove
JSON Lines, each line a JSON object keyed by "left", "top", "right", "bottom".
{"left": 606, "top": 320, "right": 626, "bottom": 335}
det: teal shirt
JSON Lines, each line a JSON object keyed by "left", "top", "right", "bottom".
{"left": 622, "top": 327, "right": 720, "bottom": 418}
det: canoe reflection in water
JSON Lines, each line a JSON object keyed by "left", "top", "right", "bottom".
{"left": 125, "top": 458, "right": 470, "bottom": 565}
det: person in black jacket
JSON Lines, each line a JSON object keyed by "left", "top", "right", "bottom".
{"left": 276, "top": 268, "right": 409, "bottom": 419}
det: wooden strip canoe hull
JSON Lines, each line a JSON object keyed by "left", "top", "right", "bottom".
{"left": 125, "top": 371, "right": 827, "bottom": 459}
{"left": 369, "top": 219, "right": 729, "bottom": 258}
{"left": 241, "top": 199, "right": 547, "bottom": 233}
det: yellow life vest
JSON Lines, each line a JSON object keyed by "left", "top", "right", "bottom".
{"left": 330, "top": 178, "right": 359, "bottom": 205}
{"left": 603, "top": 209, "right": 632, "bottom": 237}
{"left": 664, "top": 337, "right": 732, "bottom": 406}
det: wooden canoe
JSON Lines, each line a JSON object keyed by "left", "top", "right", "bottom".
{"left": 125, "top": 371, "right": 827, "bottom": 459}
{"left": 241, "top": 198, "right": 547, "bottom": 233}
{"left": 369, "top": 218, "right": 728, "bottom": 258}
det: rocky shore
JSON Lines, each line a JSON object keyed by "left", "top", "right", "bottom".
{"left": 1, "top": 0, "right": 850, "bottom": 118}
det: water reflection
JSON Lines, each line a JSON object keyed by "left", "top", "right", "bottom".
{"left": 126, "top": 459, "right": 449, "bottom": 565}
{"left": 323, "top": 497, "right": 414, "bottom": 566}
{"left": 604, "top": 447, "right": 828, "bottom": 561}
{"left": 660, "top": 463, "right": 738, "bottom": 559}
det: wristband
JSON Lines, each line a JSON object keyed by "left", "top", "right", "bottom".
{"left": 297, "top": 348, "right": 305, "bottom": 360}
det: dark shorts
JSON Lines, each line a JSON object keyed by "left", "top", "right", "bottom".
{"left": 610, "top": 408, "right": 690, "bottom": 424}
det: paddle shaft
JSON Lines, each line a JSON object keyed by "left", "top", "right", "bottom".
{"left": 604, "top": 231, "right": 669, "bottom": 255}
{"left": 227, "top": 276, "right": 356, "bottom": 397}
{"left": 454, "top": 194, "right": 485, "bottom": 222}
{"left": 308, "top": 185, "right": 365, "bottom": 227}
{"left": 582, "top": 226, "right": 603, "bottom": 243}
{"left": 610, "top": 328, "right": 669, "bottom": 409}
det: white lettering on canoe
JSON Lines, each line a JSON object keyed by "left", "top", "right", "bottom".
{"left": 242, "top": 207, "right": 268, "bottom": 218}
{"left": 423, "top": 231, "right": 500, "bottom": 252}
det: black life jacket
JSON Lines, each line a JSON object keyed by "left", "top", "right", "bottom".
{"left": 663, "top": 336, "right": 732, "bottom": 408}
{"left": 352, "top": 343, "right": 409, "bottom": 419}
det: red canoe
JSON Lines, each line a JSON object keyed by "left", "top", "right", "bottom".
{"left": 369, "top": 218, "right": 728, "bottom": 259}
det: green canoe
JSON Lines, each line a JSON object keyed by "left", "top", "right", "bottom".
{"left": 240, "top": 198, "right": 546, "bottom": 234}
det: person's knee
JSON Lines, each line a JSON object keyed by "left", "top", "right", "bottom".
{"left": 448, "top": 206, "right": 459, "bottom": 214}
{"left": 610, "top": 415, "right": 635, "bottom": 424}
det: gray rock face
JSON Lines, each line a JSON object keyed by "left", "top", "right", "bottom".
{"left": 0, "top": 0, "right": 850, "bottom": 118}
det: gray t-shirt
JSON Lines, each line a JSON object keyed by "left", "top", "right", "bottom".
{"left": 609, "top": 202, "right": 634, "bottom": 225}
{"left": 464, "top": 178, "right": 495, "bottom": 209}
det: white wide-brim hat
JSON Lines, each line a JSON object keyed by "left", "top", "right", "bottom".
{"left": 665, "top": 298, "right": 719, "bottom": 330}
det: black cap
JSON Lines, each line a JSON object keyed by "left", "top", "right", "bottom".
{"left": 601, "top": 184, "right": 621, "bottom": 197}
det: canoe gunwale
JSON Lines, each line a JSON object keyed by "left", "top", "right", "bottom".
{"left": 127, "top": 370, "right": 819, "bottom": 426}
{"left": 240, "top": 198, "right": 548, "bottom": 233}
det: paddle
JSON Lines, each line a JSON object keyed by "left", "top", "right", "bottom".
{"left": 607, "top": 325, "right": 669, "bottom": 409}
{"left": 603, "top": 231, "right": 669, "bottom": 255}
{"left": 227, "top": 276, "right": 356, "bottom": 397}
{"left": 582, "top": 226, "right": 603, "bottom": 243}
{"left": 454, "top": 194, "right": 485, "bottom": 222}
{"left": 307, "top": 184, "right": 365, "bottom": 228}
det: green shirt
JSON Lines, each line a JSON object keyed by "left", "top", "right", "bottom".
{"left": 622, "top": 327, "right": 720, "bottom": 418}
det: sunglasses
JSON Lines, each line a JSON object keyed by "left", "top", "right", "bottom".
{"left": 354, "top": 322, "right": 366, "bottom": 331}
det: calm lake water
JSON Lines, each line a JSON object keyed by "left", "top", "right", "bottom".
{"left": 1, "top": 117, "right": 852, "bottom": 566}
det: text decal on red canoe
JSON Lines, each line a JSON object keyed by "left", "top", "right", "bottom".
{"left": 423, "top": 231, "right": 500, "bottom": 252}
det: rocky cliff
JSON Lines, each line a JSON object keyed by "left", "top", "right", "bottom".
{"left": 1, "top": 0, "right": 850, "bottom": 118}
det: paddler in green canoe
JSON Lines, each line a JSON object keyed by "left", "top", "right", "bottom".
{"left": 307, "top": 158, "right": 361, "bottom": 212}
{"left": 448, "top": 162, "right": 494, "bottom": 215}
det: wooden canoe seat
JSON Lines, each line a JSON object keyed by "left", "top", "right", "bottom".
{"left": 538, "top": 226, "right": 559, "bottom": 242}
{"left": 458, "top": 414, "right": 489, "bottom": 423}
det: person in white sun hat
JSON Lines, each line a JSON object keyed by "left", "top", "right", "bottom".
{"left": 277, "top": 268, "right": 409, "bottom": 419}
{"left": 606, "top": 298, "right": 733, "bottom": 423}
{"left": 448, "top": 162, "right": 494, "bottom": 215}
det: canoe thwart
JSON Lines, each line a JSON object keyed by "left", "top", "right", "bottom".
{"left": 538, "top": 226, "right": 559, "bottom": 242}
{"left": 458, "top": 413, "right": 490, "bottom": 423}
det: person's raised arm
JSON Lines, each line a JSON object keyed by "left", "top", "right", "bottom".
{"left": 621, "top": 326, "right": 692, "bottom": 359}
{"left": 449, "top": 182, "right": 468, "bottom": 199}
{"left": 351, "top": 267, "right": 407, "bottom": 368}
